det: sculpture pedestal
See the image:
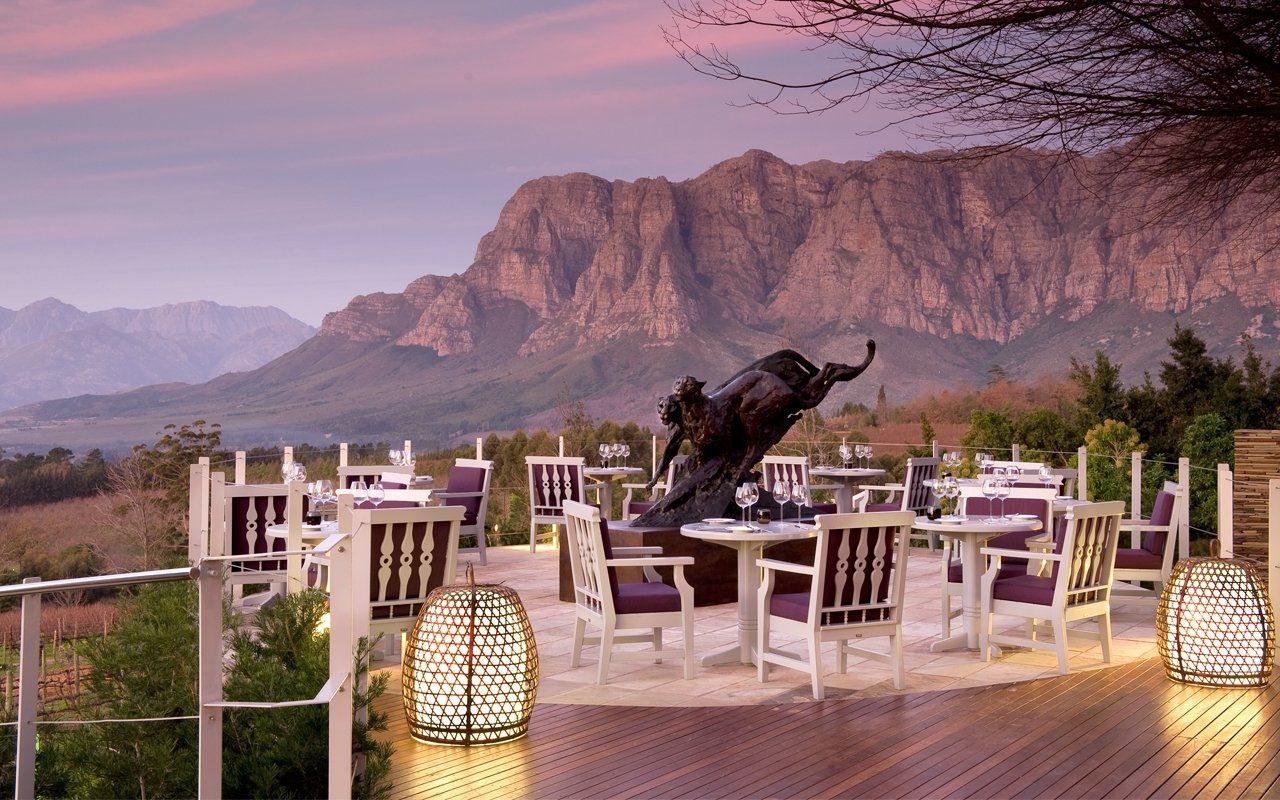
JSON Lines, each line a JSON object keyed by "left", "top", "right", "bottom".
{"left": 557, "top": 520, "right": 814, "bottom": 606}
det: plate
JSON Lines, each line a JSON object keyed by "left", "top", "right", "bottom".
{"left": 703, "top": 517, "right": 734, "bottom": 525}
{"left": 1011, "top": 513, "right": 1038, "bottom": 520}
{"left": 935, "top": 516, "right": 964, "bottom": 524}
{"left": 728, "top": 525, "right": 754, "bottom": 533}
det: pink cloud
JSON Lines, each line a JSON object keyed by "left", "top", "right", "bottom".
{"left": 0, "top": 0, "right": 257, "bottom": 57}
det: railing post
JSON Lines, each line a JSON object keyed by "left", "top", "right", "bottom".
{"left": 208, "top": 473, "right": 226, "bottom": 558}
{"left": 283, "top": 446, "right": 294, "bottom": 466}
{"left": 188, "top": 462, "right": 210, "bottom": 565}
{"left": 339, "top": 443, "right": 349, "bottom": 468}
{"left": 1011, "top": 443, "right": 1021, "bottom": 461}
{"left": 328, "top": 537, "right": 355, "bottom": 800}
{"left": 403, "top": 440, "right": 412, "bottom": 461}
{"left": 1178, "top": 457, "right": 1191, "bottom": 559}
{"left": 475, "top": 437, "right": 483, "bottom": 460}
{"left": 1077, "top": 446, "right": 1089, "bottom": 500}
{"left": 15, "top": 578, "right": 40, "bottom": 800}
{"left": 1218, "top": 464, "right": 1233, "bottom": 557}
{"left": 1269, "top": 479, "right": 1280, "bottom": 626}
{"left": 1130, "top": 451, "right": 1142, "bottom": 519}
{"left": 197, "top": 561, "right": 225, "bottom": 800}
{"left": 932, "top": 439, "right": 939, "bottom": 458}
{"left": 234, "top": 451, "right": 246, "bottom": 485}
{"left": 558, "top": 436, "right": 565, "bottom": 457}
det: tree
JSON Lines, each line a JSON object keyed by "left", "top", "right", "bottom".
{"left": 667, "top": 1, "right": 1280, "bottom": 215}
{"left": 1014, "top": 408, "right": 1076, "bottom": 465}
{"left": 1078, "top": 419, "right": 1145, "bottom": 506}
{"left": 960, "top": 408, "right": 1015, "bottom": 453}
{"left": 875, "top": 384, "right": 889, "bottom": 421}
{"left": 1180, "top": 413, "right": 1236, "bottom": 535}
{"left": 1070, "top": 351, "right": 1125, "bottom": 427}
{"left": 986, "top": 364, "right": 1008, "bottom": 386}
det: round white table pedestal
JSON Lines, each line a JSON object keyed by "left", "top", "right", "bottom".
{"left": 809, "top": 467, "right": 887, "bottom": 513}
{"left": 912, "top": 515, "right": 1042, "bottom": 657}
{"left": 584, "top": 467, "right": 646, "bottom": 520}
{"left": 680, "top": 522, "right": 818, "bottom": 667}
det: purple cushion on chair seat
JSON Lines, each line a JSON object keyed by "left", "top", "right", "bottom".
{"left": 865, "top": 502, "right": 899, "bottom": 512}
{"left": 947, "top": 560, "right": 1024, "bottom": 584}
{"left": 627, "top": 500, "right": 657, "bottom": 515}
{"left": 1115, "top": 548, "right": 1162, "bottom": 570}
{"left": 992, "top": 574, "right": 1055, "bottom": 605}
{"left": 615, "top": 582, "right": 681, "bottom": 614}
{"left": 769, "top": 592, "right": 811, "bottom": 622}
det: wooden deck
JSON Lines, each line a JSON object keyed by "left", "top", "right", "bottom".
{"left": 374, "top": 658, "right": 1280, "bottom": 799}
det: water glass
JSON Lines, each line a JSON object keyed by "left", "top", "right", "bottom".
{"left": 368, "top": 482, "right": 385, "bottom": 508}
{"left": 790, "top": 482, "right": 809, "bottom": 521}
{"left": 735, "top": 485, "right": 751, "bottom": 522}
{"left": 351, "top": 480, "right": 368, "bottom": 505}
{"left": 743, "top": 482, "right": 759, "bottom": 517}
{"left": 839, "top": 443, "right": 853, "bottom": 468}
{"left": 995, "top": 479, "right": 1011, "bottom": 521}
{"left": 981, "top": 478, "right": 999, "bottom": 522}
{"left": 772, "top": 478, "right": 791, "bottom": 519}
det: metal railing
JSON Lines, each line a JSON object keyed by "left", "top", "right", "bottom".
{"left": 2, "top": 531, "right": 356, "bottom": 800}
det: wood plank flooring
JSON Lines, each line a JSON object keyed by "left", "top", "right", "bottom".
{"left": 374, "top": 659, "right": 1280, "bottom": 799}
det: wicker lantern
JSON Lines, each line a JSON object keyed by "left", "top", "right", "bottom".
{"left": 1157, "top": 557, "right": 1275, "bottom": 688}
{"left": 402, "top": 566, "right": 538, "bottom": 744}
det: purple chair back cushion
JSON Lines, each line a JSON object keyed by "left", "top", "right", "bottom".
{"left": 369, "top": 519, "right": 453, "bottom": 620}
{"left": 599, "top": 517, "right": 620, "bottom": 603}
{"left": 964, "top": 497, "right": 1047, "bottom": 558}
{"left": 355, "top": 499, "right": 418, "bottom": 509}
{"left": 530, "top": 461, "right": 585, "bottom": 514}
{"left": 443, "top": 465, "right": 486, "bottom": 525}
{"left": 230, "top": 495, "right": 288, "bottom": 571}
{"left": 1142, "top": 491, "right": 1176, "bottom": 555}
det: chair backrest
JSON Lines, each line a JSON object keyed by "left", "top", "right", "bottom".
{"left": 338, "top": 464, "right": 408, "bottom": 489}
{"left": 442, "top": 458, "right": 493, "bottom": 529}
{"left": 349, "top": 504, "right": 464, "bottom": 627}
{"left": 1052, "top": 501, "right": 1124, "bottom": 607}
{"left": 762, "top": 455, "right": 811, "bottom": 493}
{"left": 527, "top": 457, "right": 587, "bottom": 520}
{"left": 659, "top": 454, "right": 691, "bottom": 494}
{"left": 1142, "top": 487, "right": 1181, "bottom": 557}
{"left": 958, "top": 485, "right": 1057, "bottom": 552}
{"left": 562, "top": 499, "right": 615, "bottom": 616}
{"left": 809, "top": 510, "right": 914, "bottom": 627}
{"left": 380, "top": 471, "right": 415, "bottom": 487}
{"left": 902, "top": 457, "right": 941, "bottom": 512}
{"left": 983, "top": 460, "right": 1045, "bottom": 475}
{"left": 220, "top": 483, "right": 290, "bottom": 572}
{"left": 1050, "top": 468, "right": 1078, "bottom": 496}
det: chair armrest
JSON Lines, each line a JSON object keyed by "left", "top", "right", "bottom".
{"left": 434, "top": 490, "right": 484, "bottom": 498}
{"left": 861, "top": 483, "right": 903, "bottom": 493}
{"left": 611, "top": 546, "right": 664, "bottom": 556}
{"left": 1118, "top": 520, "right": 1171, "bottom": 531}
{"left": 1025, "top": 540, "right": 1056, "bottom": 554}
{"left": 756, "top": 558, "right": 816, "bottom": 575}
{"left": 981, "top": 546, "right": 1063, "bottom": 562}
{"left": 620, "top": 482, "right": 650, "bottom": 489}
{"left": 604, "top": 556, "right": 694, "bottom": 568}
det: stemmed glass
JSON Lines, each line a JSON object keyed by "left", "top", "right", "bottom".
{"left": 790, "top": 482, "right": 809, "bottom": 522}
{"left": 351, "top": 480, "right": 368, "bottom": 506}
{"left": 995, "top": 477, "right": 1011, "bottom": 522}
{"left": 743, "top": 482, "right": 759, "bottom": 521}
{"left": 620, "top": 443, "right": 631, "bottom": 467}
{"left": 735, "top": 485, "right": 751, "bottom": 522}
{"left": 839, "top": 443, "right": 853, "bottom": 468}
{"left": 941, "top": 475, "right": 962, "bottom": 519}
{"left": 863, "top": 444, "right": 875, "bottom": 468}
{"left": 368, "top": 481, "right": 385, "bottom": 508}
{"left": 981, "top": 477, "right": 999, "bottom": 523}
{"left": 772, "top": 478, "right": 791, "bottom": 523}
{"left": 283, "top": 461, "right": 306, "bottom": 483}
{"left": 1038, "top": 465, "right": 1056, "bottom": 492}
{"left": 598, "top": 443, "right": 609, "bottom": 468}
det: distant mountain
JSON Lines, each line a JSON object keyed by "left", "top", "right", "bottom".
{"left": 3, "top": 148, "right": 1278, "bottom": 451}
{"left": 0, "top": 299, "right": 314, "bottom": 409}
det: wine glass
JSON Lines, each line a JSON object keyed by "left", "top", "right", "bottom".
{"left": 368, "top": 481, "right": 385, "bottom": 508}
{"left": 863, "top": 444, "right": 874, "bottom": 468}
{"left": 995, "top": 478, "right": 1011, "bottom": 522}
{"left": 943, "top": 475, "right": 962, "bottom": 518}
{"left": 281, "top": 461, "right": 293, "bottom": 482}
{"left": 735, "top": 484, "right": 751, "bottom": 522}
{"left": 1039, "top": 465, "right": 1056, "bottom": 491}
{"left": 621, "top": 443, "right": 631, "bottom": 467}
{"left": 351, "top": 480, "right": 368, "bottom": 506}
{"left": 743, "top": 482, "right": 759, "bottom": 520}
{"left": 981, "top": 478, "right": 999, "bottom": 523}
{"left": 790, "top": 482, "right": 809, "bottom": 522}
{"left": 838, "top": 443, "right": 853, "bottom": 468}
{"left": 598, "top": 443, "right": 609, "bottom": 468}
{"left": 771, "top": 478, "right": 791, "bottom": 522}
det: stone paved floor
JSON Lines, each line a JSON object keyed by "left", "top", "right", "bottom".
{"left": 380, "top": 543, "right": 1157, "bottom": 707}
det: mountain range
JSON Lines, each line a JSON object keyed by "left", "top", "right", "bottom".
{"left": 0, "top": 299, "right": 314, "bottom": 411}
{"left": 2, "top": 148, "right": 1277, "bottom": 452}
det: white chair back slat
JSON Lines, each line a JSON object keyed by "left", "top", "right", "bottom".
{"left": 350, "top": 505, "right": 463, "bottom": 624}
{"left": 1056, "top": 501, "right": 1123, "bottom": 606}
{"left": 762, "top": 456, "right": 811, "bottom": 493}
{"left": 812, "top": 511, "right": 913, "bottom": 626}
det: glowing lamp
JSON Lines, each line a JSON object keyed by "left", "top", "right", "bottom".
{"left": 402, "top": 567, "right": 538, "bottom": 744}
{"left": 1157, "top": 557, "right": 1275, "bottom": 688}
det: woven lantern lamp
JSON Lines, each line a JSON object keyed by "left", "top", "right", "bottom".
{"left": 403, "top": 565, "right": 539, "bottom": 745}
{"left": 1157, "top": 556, "right": 1275, "bottom": 688}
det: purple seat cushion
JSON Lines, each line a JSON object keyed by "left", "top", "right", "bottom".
{"left": 1115, "top": 548, "right": 1162, "bottom": 570}
{"left": 615, "top": 582, "right": 680, "bottom": 614}
{"left": 1141, "top": 491, "right": 1176, "bottom": 555}
{"left": 992, "top": 574, "right": 1055, "bottom": 605}
{"left": 866, "top": 502, "right": 899, "bottom": 512}
{"left": 769, "top": 592, "right": 811, "bottom": 622}
{"left": 355, "top": 499, "right": 418, "bottom": 509}
{"left": 442, "top": 465, "right": 486, "bottom": 525}
{"left": 627, "top": 499, "right": 657, "bottom": 516}
{"left": 948, "top": 560, "right": 1024, "bottom": 584}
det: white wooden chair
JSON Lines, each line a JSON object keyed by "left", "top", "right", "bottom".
{"left": 1113, "top": 482, "right": 1182, "bottom": 605}
{"left": 433, "top": 458, "right": 494, "bottom": 564}
{"left": 758, "top": 510, "right": 914, "bottom": 699}
{"left": 562, "top": 500, "right": 695, "bottom": 685}
{"left": 527, "top": 456, "right": 588, "bottom": 552}
{"left": 761, "top": 455, "right": 840, "bottom": 514}
{"left": 861, "top": 456, "right": 940, "bottom": 546}
{"left": 1051, "top": 468, "right": 1079, "bottom": 498}
{"left": 211, "top": 481, "right": 293, "bottom": 603}
{"left": 623, "top": 454, "right": 690, "bottom": 519}
{"left": 979, "top": 500, "right": 1124, "bottom": 674}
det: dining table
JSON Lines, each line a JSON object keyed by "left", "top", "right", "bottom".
{"left": 809, "top": 466, "right": 887, "bottom": 513}
{"left": 583, "top": 466, "right": 646, "bottom": 520}
{"left": 912, "top": 514, "right": 1042, "bottom": 656}
{"left": 680, "top": 519, "right": 818, "bottom": 667}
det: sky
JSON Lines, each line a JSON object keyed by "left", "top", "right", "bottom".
{"left": 0, "top": 0, "right": 911, "bottom": 325}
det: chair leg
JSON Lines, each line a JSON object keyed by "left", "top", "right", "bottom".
{"left": 653, "top": 627, "right": 663, "bottom": 665}
{"left": 837, "top": 639, "right": 848, "bottom": 674}
{"left": 1098, "top": 613, "right": 1113, "bottom": 664}
{"left": 941, "top": 591, "right": 952, "bottom": 638}
{"left": 808, "top": 636, "right": 824, "bottom": 700}
{"left": 477, "top": 531, "right": 488, "bottom": 565}
{"left": 1052, "top": 617, "right": 1070, "bottom": 675}
{"left": 682, "top": 611, "right": 695, "bottom": 680}
{"left": 529, "top": 520, "right": 538, "bottom": 553}
{"left": 571, "top": 617, "right": 586, "bottom": 669}
{"left": 597, "top": 622, "right": 615, "bottom": 686}
{"left": 1026, "top": 617, "right": 1038, "bottom": 641}
{"left": 891, "top": 632, "right": 905, "bottom": 690}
